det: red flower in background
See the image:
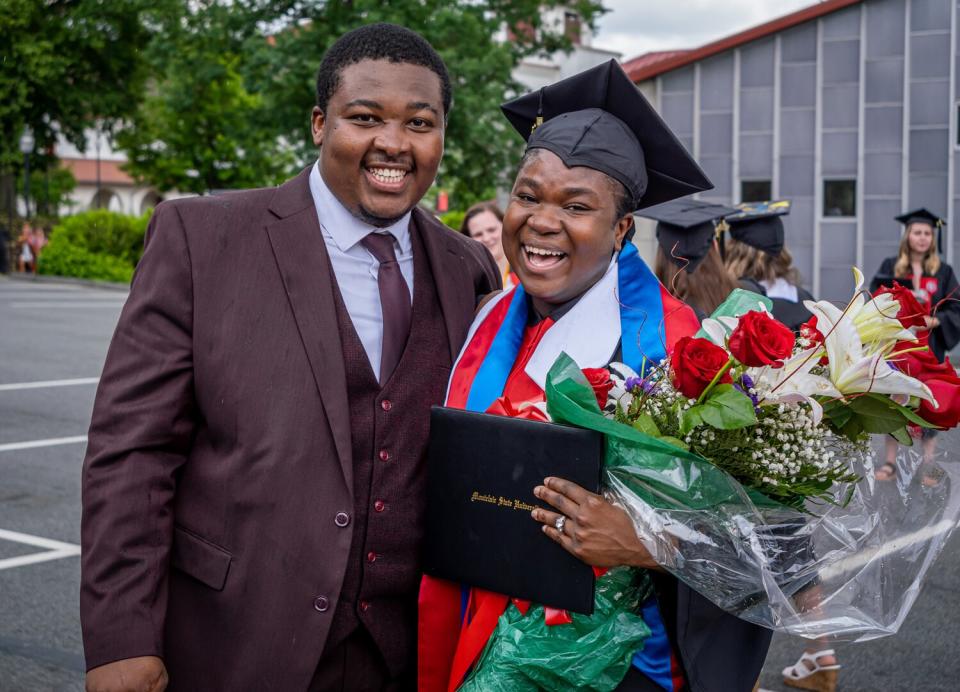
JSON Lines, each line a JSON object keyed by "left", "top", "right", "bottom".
{"left": 671, "top": 336, "right": 733, "bottom": 399}
{"left": 895, "top": 349, "right": 960, "bottom": 430}
{"left": 582, "top": 368, "right": 614, "bottom": 409}
{"left": 728, "top": 311, "right": 795, "bottom": 367}
{"left": 872, "top": 282, "right": 929, "bottom": 329}
{"left": 800, "top": 316, "right": 825, "bottom": 348}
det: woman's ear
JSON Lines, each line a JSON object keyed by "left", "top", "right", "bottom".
{"left": 613, "top": 214, "right": 634, "bottom": 251}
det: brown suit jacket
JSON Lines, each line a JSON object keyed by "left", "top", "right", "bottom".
{"left": 80, "top": 168, "right": 500, "bottom": 688}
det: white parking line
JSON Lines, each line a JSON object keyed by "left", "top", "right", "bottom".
{"left": 9, "top": 301, "right": 125, "bottom": 308}
{"left": 0, "top": 529, "right": 81, "bottom": 571}
{"left": 0, "top": 377, "right": 99, "bottom": 392}
{"left": 0, "top": 436, "right": 88, "bottom": 453}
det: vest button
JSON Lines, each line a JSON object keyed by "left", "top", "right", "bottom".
{"left": 381, "top": 399, "right": 393, "bottom": 411}
{"left": 359, "top": 600, "right": 370, "bottom": 613}
{"left": 367, "top": 551, "right": 377, "bottom": 563}
{"left": 379, "top": 449, "right": 390, "bottom": 462}
{"left": 334, "top": 512, "right": 350, "bottom": 527}
{"left": 314, "top": 596, "right": 329, "bottom": 612}
{"left": 373, "top": 500, "right": 386, "bottom": 513}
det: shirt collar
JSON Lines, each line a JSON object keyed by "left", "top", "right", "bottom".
{"left": 309, "top": 160, "right": 412, "bottom": 254}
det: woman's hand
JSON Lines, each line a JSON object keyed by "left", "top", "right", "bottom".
{"left": 531, "top": 476, "right": 661, "bottom": 570}
{"left": 922, "top": 315, "right": 940, "bottom": 330}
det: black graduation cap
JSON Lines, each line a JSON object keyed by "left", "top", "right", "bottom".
{"left": 500, "top": 59, "right": 713, "bottom": 211}
{"left": 724, "top": 200, "right": 792, "bottom": 256}
{"left": 895, "top": 208, "right": 945, "bottom": 253}
{"left": 640, "top": 198, "right": 737, "bottom": 273}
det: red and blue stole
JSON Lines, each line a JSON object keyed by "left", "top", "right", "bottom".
{"left": 418, "top": 242, "right": 698, "bottom": 692}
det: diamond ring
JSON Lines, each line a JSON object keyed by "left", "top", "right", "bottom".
{"left": 554, "top": 515, "right": 567, "bottom": 534}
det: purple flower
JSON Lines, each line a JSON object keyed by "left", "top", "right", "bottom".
{"left": 624, "top": 376, "right": 657, "bottom": 395}
{"left": 735, "top": 374, "right": 760, "bottom": 409}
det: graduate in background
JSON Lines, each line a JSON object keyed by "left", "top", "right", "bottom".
{"left": 724, "top": 200, "right": 815, "bottom": 332}
{"left": 460, "top": 201, "right": 517, "bottom": 289}
{"left": 870, "top": 209, "right": 960, "bottom": 483}
{"left": 641, "top": 198, "right": 741, "bottom": 320}
{"left": 869, "top": 209, "right": 960, "bottom": 362}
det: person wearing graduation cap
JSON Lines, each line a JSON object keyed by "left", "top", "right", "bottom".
{"left": 868, "top": 209, "right": 960, "bottom": 483}
{"left": 723, "top": 200, "right": 816, "bottom": 332}
{"left": 419, "top": 60, "right": 772, "bottom": 692}
{"left": 869, "top": 209, "right": 960, "bottom": 362}
{"left": 641, "top": 198, "right": 741, "bottom": 319}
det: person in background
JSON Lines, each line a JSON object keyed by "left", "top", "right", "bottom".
{"left": 724, "top": 200, "right": 814, "bottom": 332}
{"left": 17, "top": 221, "right": 35, "bottom": 273}
{"left": 870, "top": 209, "right": 960, "bottom": 483}
{"left": 459, "top": 201, "right": 515, "bottom": 288}
{"left": 641, "top": 198, "right": 740, "bottom": 320}
{"left": 28, "top": 225, "right": 47, "bottom": 274}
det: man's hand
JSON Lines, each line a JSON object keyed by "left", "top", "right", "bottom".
{"left": 531, "top": 476, "right": 662, "bottom": 571}
{"left": 86, "top": 656, "right": 168, "bottom": 692}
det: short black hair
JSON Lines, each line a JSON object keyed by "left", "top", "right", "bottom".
{"left": 315, "top": 23, "right": 452, "bottom": 116}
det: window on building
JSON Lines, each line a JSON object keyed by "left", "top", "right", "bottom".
{"left": 823, "top": 179, "right": 856, "bottom": 217}
{"left": 740, "top": 180, "right": 771, "bottom": 203}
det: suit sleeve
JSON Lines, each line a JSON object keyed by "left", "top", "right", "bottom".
{"left": 80, "top": 202, "right": 196, "bottom": 670}
{"left": 468, "top": 238, "right": 503, "bottom": 303}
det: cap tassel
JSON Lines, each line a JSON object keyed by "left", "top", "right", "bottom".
{"left": 531, "top": 88, "right": 545, "bottom": 133}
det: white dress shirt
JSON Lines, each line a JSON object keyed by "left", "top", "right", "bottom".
{"left": 309, "top": 161, "right": 414, "bottom": 380}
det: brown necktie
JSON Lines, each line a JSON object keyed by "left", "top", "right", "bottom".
{"left": 361, "top": 232, "right": 412, "bottom": 383}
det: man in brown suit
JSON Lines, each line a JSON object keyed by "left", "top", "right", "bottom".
{"left": 81, "top": 23, "right": 500, "bottom": 691}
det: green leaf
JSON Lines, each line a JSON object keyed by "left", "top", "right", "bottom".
{"left": 881, "top": 394, "right": 938, "bottom": 429}
{"left": 821, "top": 398, "right": 854, "bottom": 429}
{"left": 657, "top": 436, "right": 689, "bottom": 451}
{"left": 631, "top": 413, "right": 661, "bottom": 437}
{"left": 679, "top": 406, "right": 704, "bottom": 435}
{"left": 891, "top": 427, "right": 914, "bottom": 446}
{"left": 848, "top": 395, "right": 912, "bottom": 434}
{"left": 699, "top": 384, "right": 758, "bottom": 429}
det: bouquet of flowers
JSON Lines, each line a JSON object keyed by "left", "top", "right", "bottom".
{"left": 460, "top": 270, "right": 960, "bottom": 691}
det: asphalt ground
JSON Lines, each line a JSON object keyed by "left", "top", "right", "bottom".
{"left": 0, "top": 274, "right": 958, "bottom": 691}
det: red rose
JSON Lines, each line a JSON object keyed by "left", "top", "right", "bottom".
{"left": 728, "top": 310, "right": 795, "bottom": 367}
{"left": 670, "top": 336, "right": 733, "bottom": 399}
{"left": 582, "top": 367, "right": 614, "bottom": 409}
{"left": 872, "top": 281, "right": 929, "bottom": 329}
{"left": 895, "top": 350, "right": 960, "bottom": 429}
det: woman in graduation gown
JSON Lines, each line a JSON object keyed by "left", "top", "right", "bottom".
{"left": 640, "top": 200, "right": 741, "bottom": 321}
{"left": 723, "top": 201, "right": 815, "bottom": 332}
{"left": 419, "top": 60, "right": 772, "bottom": 692}
{"left": 869, "top": 209, "right": 960, "bottom": 362}
{"left": 869, "top": 209, "right": 960, "bottom": 482}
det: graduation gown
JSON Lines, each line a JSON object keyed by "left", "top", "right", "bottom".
{"left": 869, "top": 257, "right": 960, "bottom": 361}
{"left": 419, "top": 244, "right": 772, "bottom": 692}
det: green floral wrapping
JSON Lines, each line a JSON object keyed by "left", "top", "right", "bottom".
{"left": 458, "top": 567, "right": 653, "bottom": 692}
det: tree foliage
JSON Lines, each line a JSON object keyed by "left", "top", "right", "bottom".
{"left": 0, "top": 0, "right": 159, "bottom": 169}
{"left": 117, "top": 0, "right": 606, "bottom": 203}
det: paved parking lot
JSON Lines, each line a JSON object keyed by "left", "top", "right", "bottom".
{"left": 0, "top": 274, "right": 958, "bottom": 691}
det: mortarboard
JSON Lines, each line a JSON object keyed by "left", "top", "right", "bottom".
{"left": 724, "top": 199, "right": 792, "bottom": 256}
{"left": 640, "top": 198, "right": 738, "bottom": 273}
{"left": 895, "top": 208, "right": 945, "bottom": 253}
{"left": 500, "top": 59, "right": 713, "bottom": 211}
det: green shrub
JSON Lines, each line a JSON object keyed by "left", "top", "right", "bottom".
{"left": 39, "top": 209, "right": 152, "bottom": 282}
{"left": 440, "top": 209, "right": 466, "bottom": 233}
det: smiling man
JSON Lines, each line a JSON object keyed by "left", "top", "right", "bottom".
{"left": 80, "top": 23, "right": 500, "bottom": 692}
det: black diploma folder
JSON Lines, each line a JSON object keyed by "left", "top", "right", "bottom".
{"left": 423, "top": 406, "right": 604, "bottom": 614}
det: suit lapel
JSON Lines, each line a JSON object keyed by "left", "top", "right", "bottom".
{"left": 264, "top": 168, "right": 354, "bottom": 493}
{"left": 413, "top": 208, "right": 473, "bottom": 363}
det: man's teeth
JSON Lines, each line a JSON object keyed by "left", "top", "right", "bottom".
{"left": 369, "top": 168, "right": 407, "bottom": 183}
{"left": 524, "top": 245, "right": 565, "bottom": 257}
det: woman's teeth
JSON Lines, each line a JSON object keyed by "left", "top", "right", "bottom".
{"left": 369, "top": 168, "right": 407, "bottom": 184}
{"left": 523, "top": 244, "right": 566, "bottom": 268}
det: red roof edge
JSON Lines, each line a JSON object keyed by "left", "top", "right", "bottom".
{"left": 625, "top": 0, "right": 863, "bottom": 83}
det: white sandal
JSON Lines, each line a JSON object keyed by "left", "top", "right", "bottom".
{"left": 782, "top": 649, "right": 840, "bottom": 692}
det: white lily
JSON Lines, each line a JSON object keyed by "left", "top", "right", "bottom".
{"left": 804, "top": 267, "right": 916, "bottom": 356}
{"left": 805, "top": 271, "right": 936, "bottom": 404}
{"left": 752, "top": 347, "right": 841, "bottom": 424}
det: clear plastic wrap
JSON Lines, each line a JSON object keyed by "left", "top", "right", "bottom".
{"left": 546, "top": 355, "right": 960, "bottom": 642}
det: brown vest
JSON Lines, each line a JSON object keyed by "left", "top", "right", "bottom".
{"left": 325, "top": 225, "right": 451, "bottom": 675}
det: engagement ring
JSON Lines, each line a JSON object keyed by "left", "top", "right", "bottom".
{"left": 555, "top": 515, "right": 567, "bottom": 534}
